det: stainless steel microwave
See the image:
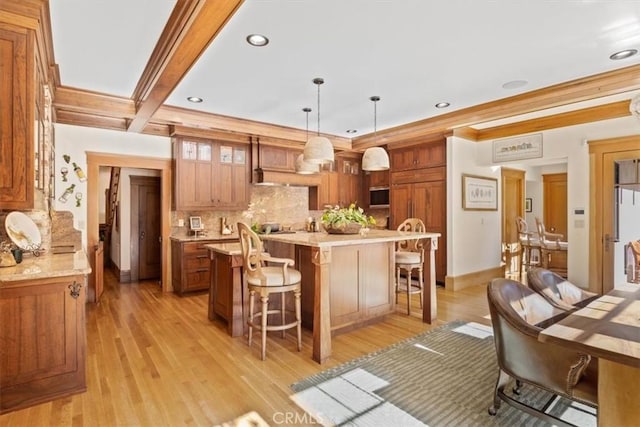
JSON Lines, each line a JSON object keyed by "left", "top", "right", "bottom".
{"left": 369, "top": 187, "right": 389, "bottom": 207}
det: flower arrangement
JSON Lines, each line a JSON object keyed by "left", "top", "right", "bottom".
{"left": 321, "top": 203, "right": 376, "bottom": 234}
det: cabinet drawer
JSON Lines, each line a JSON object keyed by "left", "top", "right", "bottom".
{"left": 184, "top": 270, "right": 210, "bottom": 291}
{"left": 183, "top": 241, "right": 213, "bottom": 254}
{"left": 185, "top": 255, "right": 209, "bottom": 270}
{"left": 391, "top": 166, "right": 446, "bottom": 185}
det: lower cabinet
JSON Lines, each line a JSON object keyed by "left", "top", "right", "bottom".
{"left": 0, "top": 274, "right": 87, "bottom": 414}
{"left": 172, "top": 239, "right": 227, "bottom": 295}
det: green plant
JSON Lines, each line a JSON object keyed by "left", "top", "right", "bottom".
{"left": 321, "top": 203, "right": 376, "bottom": 228}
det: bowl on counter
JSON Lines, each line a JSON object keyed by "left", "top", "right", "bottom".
{"left": 261, "top": 223, "right": 280, "bottom": 233}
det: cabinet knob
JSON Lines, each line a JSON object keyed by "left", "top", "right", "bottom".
{"left": 68, "top": 281, "right": 82, "bottom": 299}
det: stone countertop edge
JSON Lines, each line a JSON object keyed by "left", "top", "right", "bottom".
{"left": 204, "top": 242, "right": 242, "bottom": 256}
{"left": 260, "top": 229, "right": 441, "bottom": 248}
{"left": 0, "top": 250, "right": 92, "bottom": 283}
{"left": 170, "top": 234, "right": 239, "bottom": 242}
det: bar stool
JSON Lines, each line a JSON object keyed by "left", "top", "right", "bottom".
{"left": 515, "top": 217, "right": 540, "bottom": 279}
{"left": 395, "top": 218, "right": 425, "bottom": 315}
{"left": 237, "top": 222, "right": 302, "bottom": 360}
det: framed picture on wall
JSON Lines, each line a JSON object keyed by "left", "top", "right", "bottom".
{"left": 525, "top": 198, "right": 532, "bottom": 212}
{"left": 462, "top": 174, "right": 498, "bottom": 211}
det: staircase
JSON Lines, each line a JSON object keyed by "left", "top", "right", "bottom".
{"left": 102, "top": 167, "right": 121, "bottom": 267}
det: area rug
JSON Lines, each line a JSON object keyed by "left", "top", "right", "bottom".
{"left": 290, "top": 321, "right": 596, "bottom": 427}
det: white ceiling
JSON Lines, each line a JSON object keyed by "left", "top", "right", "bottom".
{"left": 49, "top": 0, "right": 640, "bottom": 138}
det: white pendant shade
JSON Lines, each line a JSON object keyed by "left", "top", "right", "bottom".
{"left": 295, "top": 153, "right": 320, "bottom": 174}
{"left": 362, "top": 147, "right": 390, "bottom": 171}
{"left": 303, "top": 136, "right": 334, "bottom": 164}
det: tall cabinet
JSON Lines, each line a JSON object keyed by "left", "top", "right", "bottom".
{"left": 390, "top": 140, "right": 447, "bottom": 283}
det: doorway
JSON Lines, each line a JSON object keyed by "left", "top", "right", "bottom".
{"left": 501, "top": 168, "right": 525, "bottom": 276}
{"left": 589, "top": 135, "right": 640, "bottom": 294}
{"left": 87, "top": 152, "right": 171, "bottom": 303}
{"left": 131, "top": 176, "right": 162, "bottom": 281}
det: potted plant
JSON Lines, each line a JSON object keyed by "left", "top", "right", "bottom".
{"left": 320, "top": 203, "right": 376, "bottom": 234}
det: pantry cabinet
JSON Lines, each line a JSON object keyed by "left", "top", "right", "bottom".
{"left": 173, "top": 137, "right": 250, "bottom": 210}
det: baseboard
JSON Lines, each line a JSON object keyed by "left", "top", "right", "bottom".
{"left": 113, "top": 264, "right": 131, "bottom": 283}
{"left": 445, "top": 266, "right": 505, "bottom": 291}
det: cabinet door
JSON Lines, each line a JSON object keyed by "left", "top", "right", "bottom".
{"left": 213, "top": 144, "right": 249, "bottom": 209}
{"left": 413, "top": 181, "right": 447, "bottom": 283}
{"left": 0, "top": 276, "right": 86, "bottom": 412}
{"left": 258, "top": 145, "right": 297, "bottom": 171}
{"left": 0, "top": 26, "right": 34, "bottom": 209}
{"left": 390, "top": 183, "right": 412, "bottom": 228}
{"left": 390, "top": 147, "right": 415, "bottom": 171}
{"left": 369, "top": 170, "right": 389, "bottom": 188}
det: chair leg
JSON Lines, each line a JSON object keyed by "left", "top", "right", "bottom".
{"left": 488, "top": 368, "right": 511, "bottom": 416}
{"left": 281, "top": 292, "right": 286, "bottom": 339}
{"left": 294, "top": 289, "right": 302, "bottom": 352}
{"left": 395, "top": 266, "right": 400, "bottom": 304}
{"left": 248, "top": 289, "right": 255, "bottom": 347}
{"left": 418, "top": 266, "right": 423, "bottom": 309}
{"left": 406, "top": 268, "right": 411, "bottom": 315}
{"left": 260, "top": 295, "right": 269, "bottom": 361}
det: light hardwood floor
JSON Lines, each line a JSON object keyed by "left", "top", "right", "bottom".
{"left": 1, "top": 270, "right": 492, "bottom": 426}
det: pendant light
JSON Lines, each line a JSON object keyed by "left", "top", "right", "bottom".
{"left": 362, "top": 96, "right": 390, "bottom": 171}
{"left": 303, "top": 78, "right": 335, "bottom": 164}
{"left": 296, "top": 107, "right": 320, "bottom": 174}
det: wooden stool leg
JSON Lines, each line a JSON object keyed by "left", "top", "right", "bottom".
{"left": 295, "top": 289, "right": 302, "bottom": 352}
{"left": 418, "top": 266, "right": 423, "bottom": 309}
{"left": 280, "top": 292, "right": 286, "bottom": 339}
{"left": 248, "top": 289, "right": 255, "bottom": 347}
{"left": 260, "top": 295, "right": 269, "bottom": 361}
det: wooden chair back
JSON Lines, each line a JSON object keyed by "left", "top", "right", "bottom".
{"left": 238, "top": 222, "right": 266, "bottom": 284}
{"left": 396, "top": 218, "right": 425, "bottom": 254}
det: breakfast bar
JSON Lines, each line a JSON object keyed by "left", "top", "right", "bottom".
{"left": 208, "top": 229, "right": 439, "bottom": 364}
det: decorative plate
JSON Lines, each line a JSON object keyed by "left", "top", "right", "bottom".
{"left": 5, "top": 211, "right": 42, "bottom": 250}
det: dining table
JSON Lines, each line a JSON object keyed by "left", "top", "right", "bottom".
{"left": 539, "top": 282, "right": 640, "bottom": 426}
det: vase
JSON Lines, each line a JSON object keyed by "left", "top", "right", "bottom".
{"left": 323, "top": 222, "right": 363, "bottom": 234}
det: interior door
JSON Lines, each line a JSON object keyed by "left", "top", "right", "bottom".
{"left": 131, "top": 176, "right": 162, "bottom": 281}
{"left": 501, "top": 168, "right": 525, "bottom": 275}
{"left": 602, "top": 151, "right": 640, "bottom": 292}
{"left": 543, "top": 173, "right": 568, "bottom": 273}
{"left": 543, "top": 173, "right": 568, "bottom": 237}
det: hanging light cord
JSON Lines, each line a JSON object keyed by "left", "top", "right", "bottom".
{"left": 371, "top": 95, "right": 380, "bottom": 138}
{"left": 313, "top": 78, "right": 324, "bottom": 136}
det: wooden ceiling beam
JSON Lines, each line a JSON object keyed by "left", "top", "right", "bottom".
{"left": 352, "top": 64, "right": 640, "bottom": 150}
{"left": 126, "top": 0, "right": 244, "bottom": 133}
{"left": 54, "top": 86, "right": 135, "bottom": 118}
{"left": 474, "top": 100, "right": 631, "bottom": 141}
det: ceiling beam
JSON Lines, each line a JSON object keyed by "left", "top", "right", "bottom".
{"left": 126, "top": 0, "right": 244, "bottom": 133}
{"left": 473, "top": 100, "right": 631, "bottom": 141}
{"left": 352, "top": 64, "right": 640, "bottom": 150}
{"left": 55, "top": 85, "right": 135, "bottom": 118}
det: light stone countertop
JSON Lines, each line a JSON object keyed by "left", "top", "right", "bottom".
{"left": 0, "top": 250, "right": 92, "bottom": 283}
{"left": 204, "top": 242, "right": 242, "bottom": 256}
{"left": 259, "top": 229, "right": 440, "bottom": 248}
{"left": 170, "top": 234, "right": 239, "bottom": 242}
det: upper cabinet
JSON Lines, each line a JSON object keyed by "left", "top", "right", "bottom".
{"left": 309, "top": 152, "right": 362, "bottom": 209}
{"left": 172, "top": 137, "right": 250, "bottom": 211}
{"left": 257, "top": 144, "right": 301, "bottom": 172}
{"left": 368, "top": 170, "right": 390, "bottom": 188}
{"left": 390, "top": 142, "right": 446, "bottom": 171}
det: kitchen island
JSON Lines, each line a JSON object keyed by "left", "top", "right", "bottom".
{"left": 208, "top": 229, "right": 439, "bottom": 364}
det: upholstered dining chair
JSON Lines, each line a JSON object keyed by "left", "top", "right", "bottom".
{"left": 527, "top": 267, "right": 599, "bottom": 311}
{"left": 535, "top": 217, "right": 568, "bottom": 276}
{"left": 395, "top": 218, "right": 426, "bottom": 315}
{"left": 487, "top": 278, "right": 598, "bottom": 425}
{"left": 515, "top": 217, "right": 540, "bottom": 279}
{"left": 237, "top": 222, "right": 302, "bottom": 361}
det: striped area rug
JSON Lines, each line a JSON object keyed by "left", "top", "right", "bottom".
{"left": 290, "top": 321, "right": 596, "bottom": 427}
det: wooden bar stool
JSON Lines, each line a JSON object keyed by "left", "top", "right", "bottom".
{"left": 237, "top": 222, "right": 302, "bottom": 360}
{"left": 395, "top": 218, "right": 426, "bottom": 315}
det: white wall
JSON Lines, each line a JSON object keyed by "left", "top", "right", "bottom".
{"left": 448, "top": 115, "right": 640, "bottom": 288}
{"left": 54, "top": 124, "right": 171, "bottom": 250}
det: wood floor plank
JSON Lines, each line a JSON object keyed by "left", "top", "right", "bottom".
{"left": 0, "top": 269, "right": 492, "bottom": 426}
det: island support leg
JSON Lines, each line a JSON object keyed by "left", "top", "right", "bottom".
{"left": 312, "top": 247, "right": 332, "bottom": 364}
{"left": 422, "top": 237, "right": 438, "bottom": 324}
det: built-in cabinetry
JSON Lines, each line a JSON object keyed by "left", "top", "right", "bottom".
{"left": 310, "top": 152, "right": 363, "bottom": 209}
{"left": 0, "top": 22, "right": 52, "bottom": 210}
{"left": 0, "top": 274, "right": 87, "bottom": 414}
{"left": 172, "top": 136, "right": 250, "bottom": 211}
{"left": 390, "top": 140, "right": 447, "bottom": 283}
{"left": 256, "top": 144, "right": 301, "bottom": 172}
{"left": 172, "top": 239, "right": 232, "bottom": 295}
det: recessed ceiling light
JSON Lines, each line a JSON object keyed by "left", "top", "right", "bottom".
{"left": 502, "top": 80, "right": 528, "bottom": 90}
{"left": 187, "top": 96, "right": 203, "bottom": 103}
{"left": 246, "top": 34, "right": 269, "bottom": 47}
{"left": 435, "top": 102, "right": 450, "bottom": 109}
{"left": 609, "top": 49, "right": 637, "bottom": 60}
{"left": 346, "top": 129, "right": 357, "bottom": 134}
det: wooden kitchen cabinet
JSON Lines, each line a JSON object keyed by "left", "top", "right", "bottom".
{"left": 171, "top": 239, "right": 220, "bottom": 295}
{"left": 0, "top": 24, "right": 35, "bottom": 209}
{"left": 173, "top": 137, "right": 249, "bottom": 210}
{"left": 257, "top": 144, "right": 301, "bottom": 172}
{"left": 390, "top": 141, "right": 446, "bottom": 171}
{"left": 390, "top": 139, "right": 447, "bottom": 283}
{"left": 368, "top": 170, "right": 390, "bottom": 188}
{"left": 0, "top": 274, "right": 87, "bottom": 414}
{"left": 309, "top": 153, "right": 363, "bottom": 209}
